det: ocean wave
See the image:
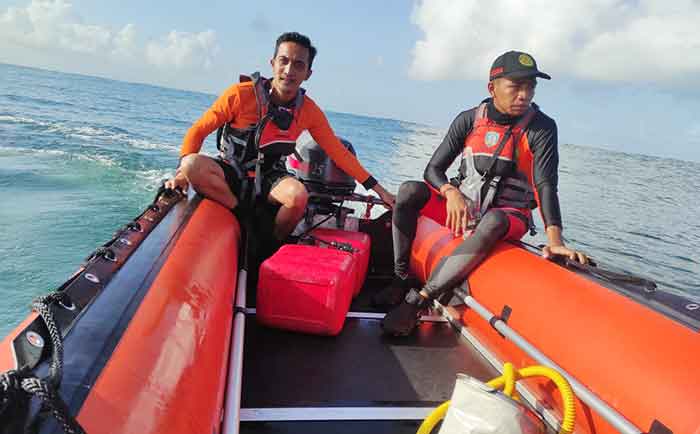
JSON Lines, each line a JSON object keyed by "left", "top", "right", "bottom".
{"left": 73, "top": 152, "right": 118, "bottom": 167}
{"left": 0, "top": 145, "right": 178, "bottom": 186}
{"left": 0, "top": 145, "right": 67, "bottom": 157}
{"left": 126, "top": 139, "right": 178, "bottom": 152}
{"left": 52, "top": 124, "right": 177, "bottom": 152}
{"left": 0, "top": 114, "right": 50, "bottom": 127}
{"left": 0, "top": 144, "right": 117, "bottom": 167}
{"left": 1, "top": 114, "right": 177, "bottom": 153}
{"left": 133, "top": 169, "right": 176, "bottom": 191}
{"left": 398, "top": 120, "right": 442, "bottom": 137}
{"left": 1, "top": 93, "right": 75, "bottom": 109}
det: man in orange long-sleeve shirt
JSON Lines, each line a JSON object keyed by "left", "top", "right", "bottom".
{"left": 166, "top": 32, "right": 394, "bottom": 240}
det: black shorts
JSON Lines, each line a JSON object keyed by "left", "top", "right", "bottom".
{"left": 213, "top": 157, "right": 292, "bottom": 201}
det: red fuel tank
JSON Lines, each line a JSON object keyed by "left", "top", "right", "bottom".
{"left": 257, "top": 244, "right": 355, "bottom": 335}
{"left": 310, "top": 228, "right": 371, "bottom": 296}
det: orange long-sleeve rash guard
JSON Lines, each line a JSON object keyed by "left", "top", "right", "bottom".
{"left": 180, "top": 81, "right": 372, "bottom": 184}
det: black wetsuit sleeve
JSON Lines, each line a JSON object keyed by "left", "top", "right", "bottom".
{"left": 424, "top": 110, "right": 475, "bottom": 190}
{"left": 527, "top": 113, "right": 562, "bottom": 228}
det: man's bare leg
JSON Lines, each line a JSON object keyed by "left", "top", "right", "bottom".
{"left": 180, "top": 154, "right": 238, "bottom": 209}
{"left": 268, "top": 177, "right": 308, "bottom": 240}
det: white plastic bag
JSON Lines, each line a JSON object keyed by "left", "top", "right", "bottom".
{"left": 439, "top": 374, "right": 545, "bottom": 434}
{"left": 458, "top": 148, "right": 484, "bottom": 230}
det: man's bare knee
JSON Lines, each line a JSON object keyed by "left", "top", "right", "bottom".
{"left": 178, "top": 154, "right": 199, "bottom": 177}
{"left": 181, "top": 155, "right": 224, "bottom": 186}
{"left": 271, "top": 178, "right": 308, "bottom": 209}
{"left": 287, "top": 182, "right": 308, "bottom": 209}
{"left": 289, "top": 184, "right": 308, "bottom": 209}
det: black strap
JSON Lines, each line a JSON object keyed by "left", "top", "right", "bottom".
{"left": 299, "top": 234, "right": 356, "bottom": 253}
{"left": 252, "top": 114, "right": 273, "bottom": 201}
{"left": 481, "top": 126, "right": 515, "bottom": 180}
{"left": 250, "top": 71, "right": 266, "bottom": 122}
{"left": 562, "top": 257, "right": 657, "bottom": 292}
{"left": 488, "top": 305, "right": 512, "bottom": 338}
{"left": 250, "top": 71, "right": 267, "bottom": 203}
{"left": 482, "top": 107, "right": 537, "bottom": 178}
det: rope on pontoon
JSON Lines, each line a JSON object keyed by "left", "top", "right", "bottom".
{"left": 0, "top": 292, "right": 85, "bottom": 434}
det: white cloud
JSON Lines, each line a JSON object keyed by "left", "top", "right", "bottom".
{"left": 688, "top": 122, "right": 700, "bottom": 143}
{"left": 146, "top": 30, "right": 219, "bottom": 70}
{"left": 1, "top": 0, "right": 118, "bottom": 53}
{"left": 410, "top": 0, "right": 700, "bottom": 83}
{"left": 0, "top": 0, "right": 219, "bottom": 71}
{"left": 112, "top": 24, "right": 136, "bottom": 58}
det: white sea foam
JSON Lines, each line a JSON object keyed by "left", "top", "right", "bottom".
{"left": 0, "top": 114, "right": 49, "bottom": 126}
{"left": 65, "top": 125, "right": 177, "bottom": 152}
{"left": 126, "top": 139, "right": 178, "bottom": 152}
{"left": 1, "top": 115, "right": 176, "bottom": 152}
{"left": 0, "top": 145, "right": 68, "bottom": 157}
{"left": 73, "top": 152, "right": 118, "bottom": 167}
{"left": 130, "top": 168, "right": 176, "bottom": 192}
{"left": 0, "top": 144, "right": 118, "bottom": 167}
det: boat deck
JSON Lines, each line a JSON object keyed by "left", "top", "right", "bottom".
{"left": 240, "top": 276, "right": 497, "bottom": 433}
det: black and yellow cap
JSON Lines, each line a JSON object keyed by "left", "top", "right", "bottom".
{"left": 489, "top": 51, "right": 551, "bottom": 81}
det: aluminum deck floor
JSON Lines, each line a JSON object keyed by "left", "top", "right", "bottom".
{"left": 239, "top": 277, "right": 497, "bottom": 433}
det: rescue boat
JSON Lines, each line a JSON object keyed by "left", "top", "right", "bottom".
{"left": 1, "top": 137, "right": 698, "bottom": 434}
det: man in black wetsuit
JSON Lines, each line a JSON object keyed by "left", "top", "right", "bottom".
{"left": 379, "top": 50, "right": 588, "bottom": 336}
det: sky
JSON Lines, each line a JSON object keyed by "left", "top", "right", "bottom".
{"left": 1, "top": 0, "right": 699, "bottom": 162}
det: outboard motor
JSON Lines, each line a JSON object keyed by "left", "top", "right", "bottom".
{"left": 288, "top": 134, "right": 361, "bottom": 233}
{"left": 287, "top": 134, "right": 357, "bottom": 196}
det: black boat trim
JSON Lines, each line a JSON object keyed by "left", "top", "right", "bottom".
{"left": 10, "top": 187, "right": 185, "bottom": 372}
{"left": 514, "top": 241, "right": 700, "bottom": 332}
{"left": 60, "top": 196, "right": 201, "bottom": 416}
{"left": 25, "top": 195, "right": 203, "bottom": 433}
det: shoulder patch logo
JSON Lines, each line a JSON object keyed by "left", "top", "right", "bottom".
{"left": 484, "top": 131, "right": 500, "bottom": 147}
{"left": 518, "top": 54, "right": 534, "bottom": 67}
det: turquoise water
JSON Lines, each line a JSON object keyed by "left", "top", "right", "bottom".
{"left": 1, "top": 63, "right": 698, "bottom": 336}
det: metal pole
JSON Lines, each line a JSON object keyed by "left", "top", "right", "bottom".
{"left": 460, "top": 293, "right": 642, "bottom": 434}
{"left": 222, "top": 267, "right": 248, "bottom": 434}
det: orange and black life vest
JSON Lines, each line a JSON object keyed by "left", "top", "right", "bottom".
{"left": 217, "top": 72, "right": 305, "bottom": 171}
{"left": 459, "top": 103, "right": 538, "bottom": 212}
{"left": 216, "top": 72, "right": 305, "bottom": 198}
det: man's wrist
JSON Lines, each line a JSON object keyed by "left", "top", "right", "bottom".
{"left": 440, "top": 184, "right": 458, "bottom": 198}
{"left": 545, "top": 225, "right": 564, "bottom": 247}
{"left": 362, "top": 175, "right": 378, "bottom": 190}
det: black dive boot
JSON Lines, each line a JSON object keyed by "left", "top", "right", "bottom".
{"left": 372, "top": 275, "right": 420, "bottom": 307}
{"left": 381, "top": 289, "right": 430, "bottom": 336}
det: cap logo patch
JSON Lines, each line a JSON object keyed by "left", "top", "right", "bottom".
{"left": 518, "top": 54, "right": 534, "bottom": 67}
{"left": 485, "top": 131, "right": 500, "bottom": 147}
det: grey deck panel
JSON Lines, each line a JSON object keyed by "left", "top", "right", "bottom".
{"left": 241, "top": 316, "right": 496, "bottom": 409}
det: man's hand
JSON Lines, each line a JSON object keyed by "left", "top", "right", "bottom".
{"left": 373, "top": 184, "right": 396, "bottom": 208}
{"left": 444, "top": 187, "right": 469, "bottom": 236}
{"left": 164, "top": 171, "right": 189, "bottom": 192}
{"left": 542, "top": 225, "right": 588, "bottom": 264}
{"left": 542, "top": 244, "right": 589, "bottom": 265}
